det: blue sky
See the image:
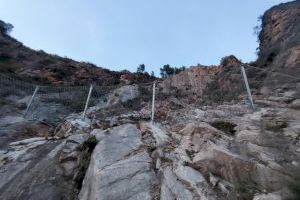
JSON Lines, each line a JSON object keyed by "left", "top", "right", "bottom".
{"left": 0, "top": 0, "right": 291, "bottom": 75}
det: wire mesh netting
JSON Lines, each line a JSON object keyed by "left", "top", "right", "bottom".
{"left": 0, "top": 73, "right": 120, "bottom": 121}
{"left": 27, "top": 85, "right": 123, "bottom": 121}
{"left": 0, "top": 74, "right": 37, "bottom": 118}
{"left": 0, "top": 72, "right": 257, "bottom": 121}
{"left": 1, "top": 65, "right": 299, "bottom": 122}
{"left": 0, "top": 73, "right": 36, "bottom": 99}
{"left": 150, "top": 73, "right": 248, "bottom": 107}
{"left": 243, "top": 65, "right": 300, "bottom": 98}
{"left": 26, "top": 85, "right": 90, "bottom": 121}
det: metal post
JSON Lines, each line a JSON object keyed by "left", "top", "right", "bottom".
{"left": 151, "top": 81, "right": 156, "bottom": 122}
{"left": 24, "top": 86, "right": 39, "bottom": 118}
{"left": 241, "top": 65, "right": 255, "bottom": 111}
{"left": 82, "top": 85, "right": 93, "bottom": 119}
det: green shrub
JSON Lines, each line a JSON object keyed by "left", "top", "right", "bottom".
{"left": 265, "top": 121, "right": 288, "bottom": 132}
{"left": 0, "top": 98, "right": 8, "bottom": 106}
{"left": 210, "top": 120, "right": 237, "bottom": 136}
{"left": 185, "top": 149, "right": 195, "bottom": 160}
{"left": 101, "top": 121, "right": 111, "bottom": 130}
{"left": 82, "top": 135, "right": 98, "bottom": 153}
{"left": 0, "top": 64, "right": 17, "bottom": 73}
{"left": 0, "top": 20, "right": 14, "bottom": 35}
{"left": 0, "top": 54, "right": 11, "bottom": 61}
{"left": 287, "top": 169, "right": 300, "bottom": 200}
{"left": 234, "top": 182, "right": 258, "bottom": 200}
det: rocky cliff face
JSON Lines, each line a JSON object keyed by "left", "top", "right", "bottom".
{"left": 159, "top": 55, "right": 245, "bottom": 105}
{"left": 256, "top": 0, "right": 300, "bottom": 94}
{"left": 159, "top": 1, "right": 300, "bottom": 102}
{"left": 159, "top": 64, "right": 219, "bottom": 96}
{"left": 258, "top": 1, "right": 300, "bottom": 69}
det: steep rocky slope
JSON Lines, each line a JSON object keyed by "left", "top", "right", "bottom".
{"left": 157, "top": 55, "right": 250, "bottom": 107}
{"left": 158, "top": 0, "right": 300, "bottom": 102}
{"left": 257, "top": 0, "right": 300, "bottom": 70}
{"left": 0, "top": 1, "right": 300, "bottom": 200}
{"left": 76, "top": 1, "right": 300, "bottom": 199}
{"left": 0, "top": 21, "right": 155, "bottom": 86}
{"left": 255, "top": 0, "right": 300, "bottom": 95}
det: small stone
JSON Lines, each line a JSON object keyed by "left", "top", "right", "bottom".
{"left": 290, "top": 99, "right": 300, "bottom": 109}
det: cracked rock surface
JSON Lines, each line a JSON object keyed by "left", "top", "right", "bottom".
{"left": 79, "top": 124, "right": 155, "bottom": 200}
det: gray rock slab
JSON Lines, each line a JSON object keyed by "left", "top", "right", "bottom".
{"left": 79, "top": 124, "right": 154, "bottom": 200}
{"left": 160, "top": 167, "right": 194, "bottom": 200}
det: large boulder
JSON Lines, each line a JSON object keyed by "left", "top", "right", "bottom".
{"left": 107, "top": 84, "right": 140, "bottom": 105}
{"left": 79, "top": 124, "right": 155, "bottom": 200}
{"left": 159, "top": 65, "right": 219, "bottom": 98}
{"left": 59, "top": 134, "right": 89, "bottom": 178}
{"left": 54, "top": 116, "right": 91, "bottom": 138}
{"left": 290, "top": 99, "right": 300, "bottom": 109}
{"left": 160, "top": 167, "right": 194, "bottom": 200}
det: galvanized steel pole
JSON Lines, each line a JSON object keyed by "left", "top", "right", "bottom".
{"left": 24, "top": 86, "right": 39, "bottom": 118}
{"left": 151, "top": 81, "right": 156, "bottom": 122}
{"left": 82, "top": 85, "right": 93, "bottom": 119}
{"left": 241, "top": 65, "right": 255, "bottom": 111}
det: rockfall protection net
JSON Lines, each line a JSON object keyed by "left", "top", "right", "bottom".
{"left": 243, "top": 65, "right": 300, "bottom": 100}
{"left": 28, "top": 85, "right": 122, "bottom": 121}
{"left": 0, "top": 66, "right": 299, "bottom": 122}
{"left": 0, "top": 73, "right": 120, "bottom": 122}
{"left": 0, "top": 73, "right": 36, "bottom": 98}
